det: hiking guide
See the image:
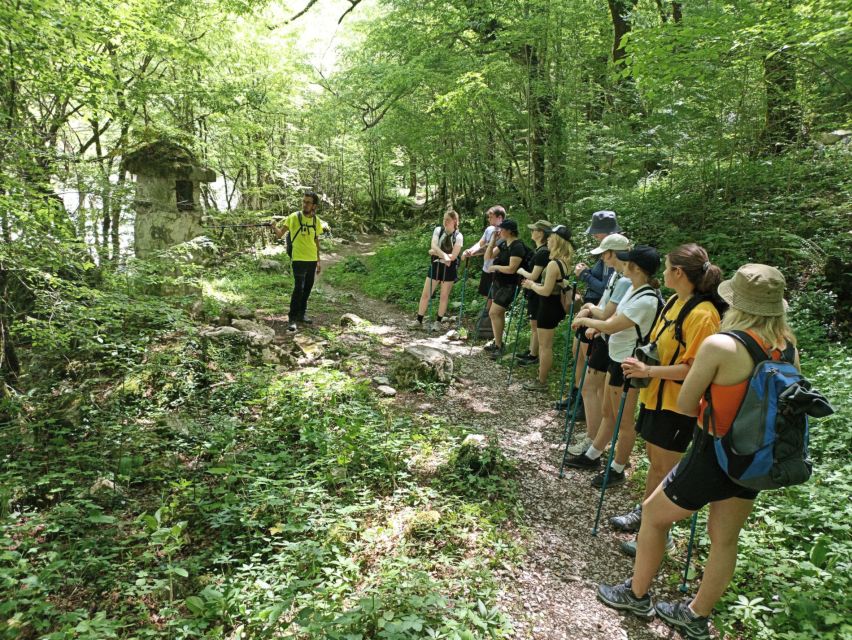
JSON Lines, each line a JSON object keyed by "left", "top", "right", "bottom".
{"left": 483, "top": 219, "right": 527, "bottom": 359}
{"left": 272, "top": 191, "right": 324, "bottom": 332}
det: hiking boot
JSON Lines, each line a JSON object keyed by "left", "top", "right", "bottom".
{"left": 610, "top": 505, "right": 642, "bottom": 532}
{"left": 516, "top": 350, "right": 531, "bottom": 360}
{"left": 299, "top": 316, "right": 313, "bottom": 325}
{"left": 518, "top": 355, "right": 539, "bottom": 367}
{"left": 563, "top": 453, "right": 601, "bottom": 469}
{"left": 655, "top": 599, "right": 711, "bottom": 640}
{"left": 591, "top": 468, "right": 625, "bottom": 489}
{"left": 287, "top": 321, "right": 297, "bottom": 332}
{"left": 483, "top": 340, "right": 499, "bottom": 352}
{"left": 596, "top": 579, "right": 655, "bottom": 620}
{"left": 429, "top": 321, "right": 442, "bottom": 332}
{"left": 523, "top": 380, "right": 548, "bottom": 392}
{"left": 619, "top": 532, "right": 675, "bottom": 558}
{"left": 487, "top": 346, "right": 504, "bottom": 360}
{"left": 409, "top": 320, "right": 425, "bottom": 331}
{"left": 566, "top": 436, "right": 593, "bottom": 457}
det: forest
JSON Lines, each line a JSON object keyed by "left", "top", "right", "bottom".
{"left": 1, "top": 0, "right": 850, "bottom": 638}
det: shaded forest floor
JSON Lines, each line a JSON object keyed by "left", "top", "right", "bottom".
{"left": 307, "top": 234, "right": 700, "bottom": 640}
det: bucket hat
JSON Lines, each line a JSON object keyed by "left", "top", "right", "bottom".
{"left": 527, "top": 219, "right": 553, "bottom": 232}
{"left": 718, "top": 264, "right": 788, "bottom": 316}
{"left": 586, "top": 210, "right": 621, "bottom": 235}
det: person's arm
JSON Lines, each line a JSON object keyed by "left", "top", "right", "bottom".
{"left": 461, "top": 231, "right": 488, "bottom": 259}
{"left": 523, "top": 261, "right": 560, "bottom": 296}
{"left": 578, "top": 260, "right": 608, "bottom": 294}
{"left": 428, "top": 228, "right": 444, "bottom": 258}
{"left": 315, "top": 234, "right": 322, "bottom": 273}
{"left": 271, "top": 215, "right": 290, "bottom": 239}
{"left": 623, "top": 357, "right": 692, "bottom": 382}
{"left": 483, "top": 232, "right": 499, "bottom": 262}
{"left": 574, "top": 311, "right": 635, "bottom": 336}
{"left": 518, "top": 263, "right": 545, "bottom": 281}
{"left": 676, "top": 336, "right": 728, "bottom": 416}
{"left": 491, "top": 256, "right": 521, "bottom": 274}
{"left": 448, "top": 233, "right": 463, "bottom": 261}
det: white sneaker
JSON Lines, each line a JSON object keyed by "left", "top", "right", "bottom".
{"left": 567, "top": 436, "right": 592, "bottom": 457}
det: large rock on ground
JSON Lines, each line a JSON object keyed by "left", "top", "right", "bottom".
{"left": 390, "top": 345, "right": 453, "bottom": 388}
{"left": 230, "top": 319, "right": 275, "bottom": 346}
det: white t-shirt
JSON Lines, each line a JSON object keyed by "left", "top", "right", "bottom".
{"left": 597, "top": 271, "right": 631, "bottom": 310}
{"left": 608, "top": 285, "right": 661, "bottom": 362}
{"left": 431, "top": 226, "right": 463, "bottom": 257}
{"left": 481, "top": 226, "right": 498, "bottom": 272}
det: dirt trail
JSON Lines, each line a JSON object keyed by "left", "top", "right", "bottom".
{"left": 301, "top": 235, "right": 686, "bottom": 640}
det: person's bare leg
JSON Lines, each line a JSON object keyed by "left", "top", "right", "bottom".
{"left": 591, "top": 377, "right": 620, "bottom": 451}
{"left": 529, "top": 320, "right": 539, "bottom": 356}
{"left": 572, "top": 339, "right": 587, "bottom": 390}
{"left": 489, "top": 303, "right": 506, "bottom": 348}
{"left": 581, "top": 369, "right": 605, "bottom": 441}
{"left": 644, "top": 443, "right": 683, "bottom": 501}
{"left": 631, "top": 483, "right": 694, "bottom": 597}
{"left": 537, "top": 328, "right": 554, "bottom": 384}
{"left": 438, "top": 281, "right": 453, "bottom": 317}
{"left": 417, "top": 277, "right": 433, "bottom": 316}
{"left": 690, "top": 498, "right": 755, "bottom": 617}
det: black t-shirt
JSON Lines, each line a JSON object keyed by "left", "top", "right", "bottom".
{"left": 524, "top": 245, "right": 550, "bottom": 297}
{"left": 494, "top": 238, "right": 527, "bottom": 286}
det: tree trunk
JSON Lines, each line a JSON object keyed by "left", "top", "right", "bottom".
{"left": 764, "top": 46, "right": 800, "bottom": 153}
{"left": 607, "top": 1, "right": 639, "bottom": 67}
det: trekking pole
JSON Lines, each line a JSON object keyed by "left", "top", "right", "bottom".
{"left": 679, "top": 513, "right": 699, "bottom": 593}
{"left": 592, "top": 377, "right": 632, "bottom": 536}
{"left": 469, "top": 280, "right": 494, "bottom": 355}
{"left": 457, "top": 258, "right": 469, "bottom": 331}
{"left": 562, "top": 338, "right": 595, "bottom": 441}
{"left": 507, "top": 295, "right": 527, "bottom": 385}
{"left": 426, "top": 261, "right": 436, "bottom": 331}
{"left": 502, "top": 285, "right": 521, "bottom": 348}
{"left": 555, "top": 281, "right": 579, "bottom": 409}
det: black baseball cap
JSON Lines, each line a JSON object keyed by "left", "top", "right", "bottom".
{"left": 498, "top": 219, "right": 518, "bottom": 233}
{"left": 615, "top": 244, "right": 660, "bottom": 274}
{"left": 550, "top": 224, "right": 573, "bottom": 243}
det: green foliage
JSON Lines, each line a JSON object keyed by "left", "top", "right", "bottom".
{"left": 0, "top": 254, "right": 518, "bottom": 639}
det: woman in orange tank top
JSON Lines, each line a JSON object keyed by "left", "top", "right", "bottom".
{"left": 597, "top": 264, "right": 799, "bottom": 640}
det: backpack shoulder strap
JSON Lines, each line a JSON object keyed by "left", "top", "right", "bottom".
{"left": 555, "top": 259, "right": 567, "bottom": 282}
{"left": 724, "top": 330, "right": 770, "bottom": 365}
{"left": 672, "top": 294, "right": 707, "bottom": 346}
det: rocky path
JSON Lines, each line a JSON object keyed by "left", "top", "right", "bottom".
{"left": 299, "top": 236, "right": 692, "bottom": 639}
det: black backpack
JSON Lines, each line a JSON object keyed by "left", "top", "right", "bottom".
{"left": 284, "top": 213, "right": 317, "bottom": 258}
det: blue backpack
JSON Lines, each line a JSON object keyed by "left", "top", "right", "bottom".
{"left": 705, "top": 331, "right": 834, "bottom": 491}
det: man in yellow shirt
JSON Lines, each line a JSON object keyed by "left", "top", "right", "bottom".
{"left": 272, "top": 191, "right": 324, "bottom": 331}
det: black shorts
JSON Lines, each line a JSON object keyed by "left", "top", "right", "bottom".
{"left": 607, "top": 357, "right": 625, "bottom": 387}
{"left": 477, "top": 271, "right": 494, "bottom": 297}
{"left": 588, "top": 336, "right": 610, "bottom": 373}
{"left": 429, "top": 260, "right": 458, "bottom": 282}
{"left": 491, "top": 282, "right": 517, "bottom": 309}
{"left": 636, "top": 406, "right": 695, "bottom": 453}
{"left": 536, "top": 295, "right": 566, "bottom": 330}
{"left": 526, "top": 291, "right": 540, "bottom": 321}
{"left": 663, "top": 427, "right": 760, "bottom": 511}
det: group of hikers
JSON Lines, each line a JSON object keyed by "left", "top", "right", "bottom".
{"left": 407, "top": 205, "right": 825, "bottom": 640}
{"left": 275, "top": 192, "right": 830, "bottom": 640}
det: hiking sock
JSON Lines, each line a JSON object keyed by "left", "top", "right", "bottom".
{"left": 436, "top": 315, "right": 444, "bottom": 322}
{"left": 611, "top": 462, "right": 626, "bottom": 474}
{"left": 585, "top": 445, "right": 603, "bottom": 460}
{"left": 417, "top": 314, "right": 424, "bottom": 323}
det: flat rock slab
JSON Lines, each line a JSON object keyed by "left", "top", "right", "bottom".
{"left": 230, "top": 319, "right": 275, "bottom": 346}
{"left": 377, "top": 385, "right": 397, "bottom": 397}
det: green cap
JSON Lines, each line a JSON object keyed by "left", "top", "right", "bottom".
{"left": 527, "top": 219, "right": 554, "bottom": 232}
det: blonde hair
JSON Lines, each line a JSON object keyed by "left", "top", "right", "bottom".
{"left": 720, "top": 308, "right": 797, "bottom": 350}
{"left": 549, "top": 234, "right": 574, "bottom": 263}
{"left": 444, "top": 209, "right": 459, "bottom": 231}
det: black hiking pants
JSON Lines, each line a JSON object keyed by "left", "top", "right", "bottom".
{"left": 290, "top": 260, "right": 317, "bottom": 320}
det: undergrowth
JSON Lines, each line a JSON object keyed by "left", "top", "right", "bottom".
{"left": 0, "top": 255, "right": 520, "bottom": 639}
{"left": 324, "top": 151, "right": 852, "bottom": 639}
